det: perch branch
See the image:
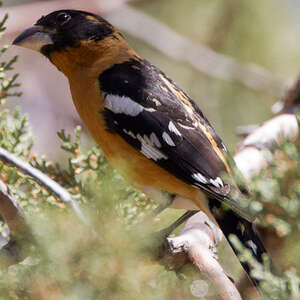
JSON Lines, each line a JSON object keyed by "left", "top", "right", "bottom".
{"left": 166, "top": 212, "right": 242, "bottom": 300}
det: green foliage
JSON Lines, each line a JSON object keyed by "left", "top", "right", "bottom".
{"left": 248, "top": 139, "right": 300, "bottom": 234}
{"left": 0, "top": 17, "right": 21, "bottom": 102}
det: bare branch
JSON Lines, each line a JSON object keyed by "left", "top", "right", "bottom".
{"left": 234, "top": 114, "right": 299, "bottom": 180}
{"left": 166, "top": 212, "right": 242, "bottom": 300}
{"left": 0, "top": 147, "right": 91, "bottom": 230}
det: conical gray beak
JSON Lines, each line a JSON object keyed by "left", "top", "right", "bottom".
{"left": 13, "top": 25, "right": 53, "bottom": 52}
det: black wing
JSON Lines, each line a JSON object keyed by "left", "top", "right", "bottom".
{"left": 99, "top": 58, "right": 247, "bottom": 217}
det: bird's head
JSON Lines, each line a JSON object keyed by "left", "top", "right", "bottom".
{"left": 13, "top": 10, "right": 134, "bottom": 75}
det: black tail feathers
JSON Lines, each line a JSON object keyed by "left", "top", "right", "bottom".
{"left": 208, "top": 198, "right": 269, "bottom": 288}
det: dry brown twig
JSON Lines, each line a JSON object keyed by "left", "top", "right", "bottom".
{"left": 167, "top": 212, "right": 242, "bottom": 300}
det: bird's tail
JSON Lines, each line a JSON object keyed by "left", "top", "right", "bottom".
{"left": 208, "top": 197, "right": 269, "bottom": 288}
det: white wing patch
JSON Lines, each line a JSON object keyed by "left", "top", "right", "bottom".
{"left": 162, "top": 132, "right": 176, "bottom": 146}
{"left": 122, "top": 128, "right": 165, "bottom": 161}
{"left": 210, "top": 177, "right": 224, "bottom": 188}
{"left": 168, "top": 121, "right": 181, "bottom": 136}
{"left": 192, "top": 173, "right": 208, "bottom": 184}
{"left": 137, "top": 134, "right": 167, "bottom": 161}
{"left": 104, "top": 94, "right": 144, "bottom": 116}
{"left": 193, "top": 174, "right": 224, "bottom": 188}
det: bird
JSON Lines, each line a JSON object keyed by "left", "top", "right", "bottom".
{"left": 13, "top": 9, "right": 269, "bottom": 290}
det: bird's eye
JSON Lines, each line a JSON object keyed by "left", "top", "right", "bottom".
{"left": 56, "top": 13, "right": 71, "bottom": 25}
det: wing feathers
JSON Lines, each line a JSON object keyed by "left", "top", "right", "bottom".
{"left": 99, "top": 58, "right": 249, "bottom": 217}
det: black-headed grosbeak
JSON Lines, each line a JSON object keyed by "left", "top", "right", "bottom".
{"left": 13, "top": 10, "right": 269, "bottom": 289}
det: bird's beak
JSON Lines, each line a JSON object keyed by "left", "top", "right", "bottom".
{"left": 12, "top": 25, "right": 53, "bottom": 52}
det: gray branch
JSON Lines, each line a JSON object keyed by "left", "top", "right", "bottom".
{"left": 0, "top": 147, "right": 90, "bottom": 229}
{"left": 166, "top": 212, "right": 242, "bottom": 300}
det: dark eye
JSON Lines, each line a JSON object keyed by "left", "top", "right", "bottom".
{"left": 56, "top": 13, "right": 71, "bottom": 25}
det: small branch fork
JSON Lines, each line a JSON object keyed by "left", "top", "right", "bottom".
{"left": 166, "top": 212, "right": 242, "bottom": 300}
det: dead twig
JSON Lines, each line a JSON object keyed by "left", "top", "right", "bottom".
{"left": 165, "top": 212, "right": 242, "bottom": 300}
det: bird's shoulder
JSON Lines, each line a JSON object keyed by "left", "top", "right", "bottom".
{"left": 99, "top": 57, "right": 226, "bottom": 150}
